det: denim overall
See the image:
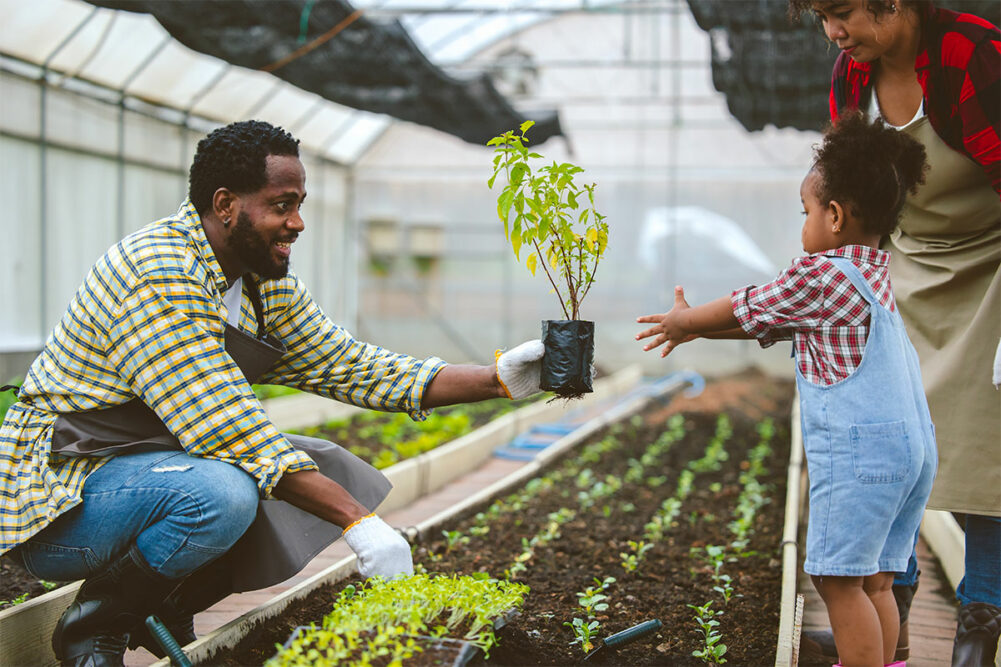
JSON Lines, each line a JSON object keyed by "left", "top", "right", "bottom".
{"left": 799, "top": 257, "right": 937, "bottom": 577}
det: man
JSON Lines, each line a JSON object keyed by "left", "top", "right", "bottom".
{"left": 0, "top": 120, "right": 545, "bottom": 667}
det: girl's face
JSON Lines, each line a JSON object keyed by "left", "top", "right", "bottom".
{"left": 810, "top": 0, "right": 913, "bottom": 63}
{"left": 800, "top": 169, "right": 841, "bottom": 254}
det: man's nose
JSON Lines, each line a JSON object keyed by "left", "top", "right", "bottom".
{"left": 288, "top": 211, "right": 305, "bottom": 232}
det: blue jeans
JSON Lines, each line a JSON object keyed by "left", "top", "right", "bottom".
{"left": 893, "top": 514, "right": 1001, "bottom": 607}
{"left": 17, "top": 451, "right": 259, "bottom": 581}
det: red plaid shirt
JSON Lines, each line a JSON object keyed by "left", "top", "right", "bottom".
{"left": 829, "top": 5, "right": 1001, "bottom": 195}
{"left": 730, "top": 245, "right": 895, "bottom": 386}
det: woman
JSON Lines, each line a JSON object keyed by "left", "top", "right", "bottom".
{"left": 787, "top": 1, "right": 1000, "bottom": 665}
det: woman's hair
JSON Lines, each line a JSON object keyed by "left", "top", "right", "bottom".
{"left": 188, "top": 120, "right": 300, "bottom": 216}
{"left": 787, "top": 0, "right": 933, "bottom": 24}
{"left": 811, "top": 111, "right": 928, "bottom": 236}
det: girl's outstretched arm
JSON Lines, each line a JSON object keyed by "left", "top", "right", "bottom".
{"left": 636, "top": 286, "right": 740, "bottom": 357}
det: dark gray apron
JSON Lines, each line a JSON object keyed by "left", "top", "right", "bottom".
{"left": 49, "top": 276, "right": 392, "bottom": 591}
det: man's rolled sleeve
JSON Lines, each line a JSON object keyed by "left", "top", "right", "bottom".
{"left": 404, "top": 357, "right": 447, "bottom": 421}
{"left": 249, "top": 446, "right": 317, "bottom": 498}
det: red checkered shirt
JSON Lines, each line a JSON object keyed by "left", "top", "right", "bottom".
{"left": 730, "top": 245, "right": 895, "bottom": 386}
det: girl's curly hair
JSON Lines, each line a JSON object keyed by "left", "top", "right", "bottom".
{"left": 811, "top": 111, "right": 928, "bottom": 236}
{"left": 188, "top": 120, "right": 300, "bottom": 216}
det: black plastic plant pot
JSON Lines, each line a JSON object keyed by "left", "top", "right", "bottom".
{"left": 540, "top": 319, "right": 594, "bottom": 397}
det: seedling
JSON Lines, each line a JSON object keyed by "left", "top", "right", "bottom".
{"left": 688, "top": 600, "right": 728, "bottom": 664}
{"left": 620, "top": 540, "right": 654, "bottom": 573}
{"left": 565, "top": 616, "right": 601, "bottom": 654}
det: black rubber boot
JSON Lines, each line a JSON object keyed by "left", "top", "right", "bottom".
{"left": 128, "top": 554, "right": 234, "bottom": 658}
{"left": 800, "top": 580, "right": 918, "bottom": 665}
{"left": 952, "top": 602, "right": 1001, "bottom": 667}
{"left": 52, "top": 544, "right": 181, "bottom": 667}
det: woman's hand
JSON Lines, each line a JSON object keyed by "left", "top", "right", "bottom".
{"left": 636, "top": 286, "right": 699, "bottom": 357}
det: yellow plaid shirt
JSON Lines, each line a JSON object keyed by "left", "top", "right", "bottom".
{"left": 0, "top": 200, "right": 444, "bottom": 554}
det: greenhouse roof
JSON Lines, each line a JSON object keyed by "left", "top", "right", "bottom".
{"left": 0, "top": 0, "right": 610, "bottom": 163}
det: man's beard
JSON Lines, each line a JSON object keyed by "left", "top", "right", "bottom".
{"left": 229, "top": 210, "right": 289, "bottom": 280}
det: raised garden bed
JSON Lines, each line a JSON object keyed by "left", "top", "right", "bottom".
{"left": 204, "top": 372, "right": 796, "bottom": 666}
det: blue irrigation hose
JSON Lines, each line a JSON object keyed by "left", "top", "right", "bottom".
{"left": 144, "top": 615, "right": 192, "bottom": 667}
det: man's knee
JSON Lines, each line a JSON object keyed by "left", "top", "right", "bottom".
{"left": 194, "top": 460, "right": 260, "bottom": 542}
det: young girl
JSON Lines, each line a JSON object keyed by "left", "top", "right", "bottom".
{"left": 636, "top": 112, "right": 937, "bottom": 667}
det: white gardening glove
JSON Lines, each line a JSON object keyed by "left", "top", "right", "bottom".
{"left": 495, "top": 339, "right": 545, "bottom": 399}
{"left": 342, "top": 514, "right": 413, "bottom": 580}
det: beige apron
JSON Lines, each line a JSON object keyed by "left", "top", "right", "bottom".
{"left": 884, "top": 116, "right": 1001, "bottom": 516}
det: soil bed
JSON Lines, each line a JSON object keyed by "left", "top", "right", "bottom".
{"left": 217, "top": 372, "right": 795, "bottom": 666}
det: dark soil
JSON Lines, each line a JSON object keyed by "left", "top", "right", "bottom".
{"left": 213, "top": 371, "right": 796, "bottom": 666}
{"left": 0, "top": 556, "right": 62, "bottom": 610}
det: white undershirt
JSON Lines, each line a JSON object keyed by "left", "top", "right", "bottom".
{"left": 869, "top": 90, "right": 925, "bottom": 130}
{"left": 222, "top": 277, "right": 243, "bottom": 327}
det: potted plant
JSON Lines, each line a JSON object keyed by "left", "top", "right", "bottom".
{"left": 488, "top": 121, "right": 609, "bottom": 397}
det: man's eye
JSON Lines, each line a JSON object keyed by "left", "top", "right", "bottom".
{"left": 276, "top": 202, "right": 289, "bottom": 212}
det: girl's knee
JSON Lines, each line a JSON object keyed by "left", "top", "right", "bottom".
{"left": 862, "top": 571, "right": 895, "bottom": 596}
{"left": 812, "top": 574, "right": 864, "bottom": 600}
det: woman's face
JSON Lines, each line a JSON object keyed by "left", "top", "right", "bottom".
{"left": 810, "top": 0, "right": 912, "bottom": 63}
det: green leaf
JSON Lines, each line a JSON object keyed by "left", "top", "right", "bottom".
{"left": 497, "top": 188, "right": 515, "bottom": 223}
{"left": 567, "top": 191, "right": 578, "bottom": 209}
{"left": 519, "top": 119, "right": 536, "bottom": 134}
{"left": 511, "top": 162, "right": 529, "bottom": 187}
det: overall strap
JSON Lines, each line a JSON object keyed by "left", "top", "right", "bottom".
{"left": 242, "top": 275, "right": 269, "bottom": 341}
{"left": 826, "top": 256, "right": 877, "bottom": 306}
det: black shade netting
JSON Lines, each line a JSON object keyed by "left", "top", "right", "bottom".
{"left": 85, "top": 0, "right": 562, "bottom": 146}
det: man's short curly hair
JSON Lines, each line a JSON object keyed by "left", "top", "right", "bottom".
{"left": 188, "top": 120, "right": 300, "bottom": 216}
{"left": 811, "top": 111, "right": 928, "bottom": 236}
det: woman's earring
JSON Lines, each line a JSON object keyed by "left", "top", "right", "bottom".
{"left": 223, "top": 218, "right": 231, "bottom": 226}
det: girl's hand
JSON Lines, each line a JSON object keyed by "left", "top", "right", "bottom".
{"left": 635, "top": 286, "right": 697, "bottom": 357}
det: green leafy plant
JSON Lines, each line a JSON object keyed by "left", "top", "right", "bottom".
{"left": 0, "top": 592, "right": 29, "bottom": 608}
{"left": 619, "top": 540, "right": 654, "bottom": 573}
{"left": 688, "top": 600, "right": 728, "bottom": 664}
{"left": 269, "top": 574, "right": 528, "bottom": 666}
{"left": 488, "top": 121, "right": 609, "bottom": 320}
{"left": 565, "top": 616, "right": 601, "bottom": 654}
